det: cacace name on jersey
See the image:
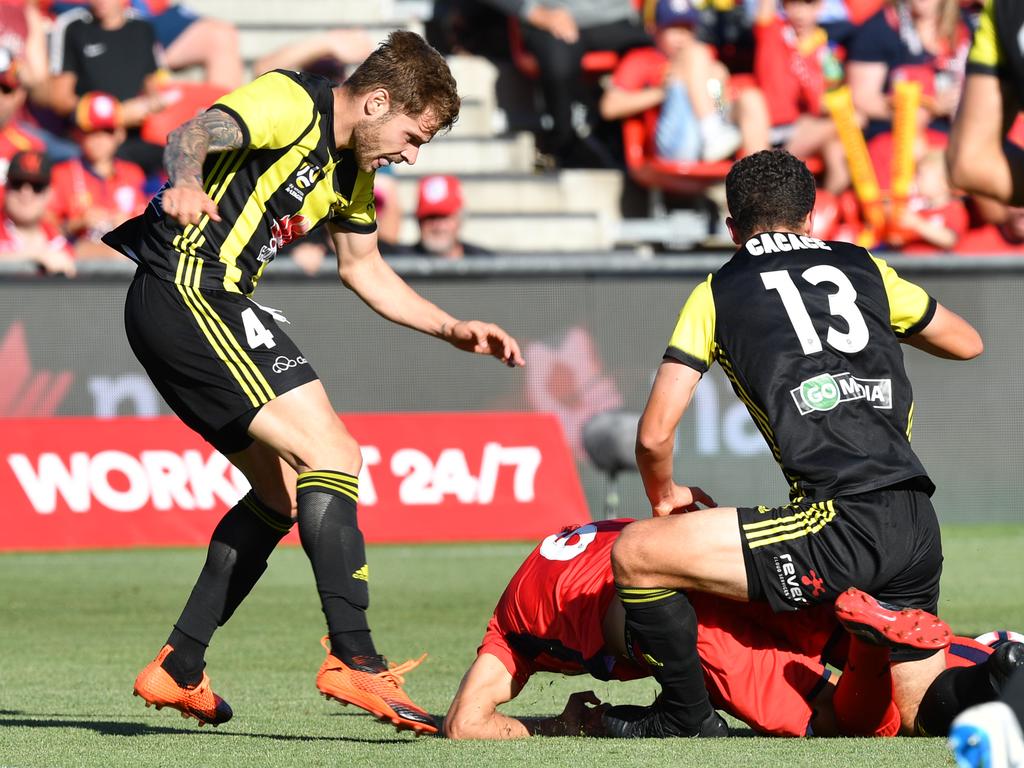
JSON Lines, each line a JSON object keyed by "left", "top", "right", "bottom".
{"left": 665, "top": 234, "right": 936, "bottom": 501}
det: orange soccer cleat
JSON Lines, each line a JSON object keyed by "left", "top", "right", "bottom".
{"left": 132, "top": 645, "right": 233, "bottom": 727}
{"left": 315, "top": 636, "right": 437, "bottom": 735}
{"left": 835, "top": 588, "right": 952, "bottom": 652}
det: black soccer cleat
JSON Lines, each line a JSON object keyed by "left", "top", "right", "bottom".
{"left": 602, "top": 704, "right": 728, "bottom": 738}
{"left": 987, "top": 642, "right": 1024, "bottom": 695}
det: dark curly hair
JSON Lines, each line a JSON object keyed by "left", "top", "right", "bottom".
{"left": 725, "top": 150, "right": 816, "bottom": 241}
{"left": 343, "top": 30, "right": 460, "bottom": 134}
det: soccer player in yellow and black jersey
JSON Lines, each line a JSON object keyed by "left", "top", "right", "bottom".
{"left": 948, "top": 0, "right": 1024, "bottom": 205}
{"left": 604, "top": 150, "right": 984, "bottom": 740}
{"left": 107, "top": 31, "right": 524, "bottom": 735}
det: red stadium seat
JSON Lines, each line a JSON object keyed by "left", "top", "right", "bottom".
{"left": 622, "top": 115, "right": 734, "bottom": 197}
{"left": 622, "top": 114, "right": 825, "bottom": 198}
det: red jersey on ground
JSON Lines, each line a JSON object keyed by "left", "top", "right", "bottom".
{"left": 49, "top": 157, "right": 146, "bottom": 239}
{"left": 479, "top": 519, "right": 992, "bottom": 737}
{"left": 479, "top": 519, "right": 833, "bottom": 736}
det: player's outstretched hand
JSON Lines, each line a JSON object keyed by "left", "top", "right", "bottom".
{"left": 559, "top": 691, "right": 607, "bottom": 736}
{"left": 652, "top": 484, "right": 716, "bottom": 517}
{"left": 162, "top": 185, "right": 221, "bottom": 227}
{"left": 445, "top": 320, "right": 525, "bottom": 368}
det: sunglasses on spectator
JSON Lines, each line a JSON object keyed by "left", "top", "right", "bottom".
{"left": 7, "top": 180, "right": 48, "bottom": 193}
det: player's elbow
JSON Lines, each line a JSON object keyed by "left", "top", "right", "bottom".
{"left": 945, "top": 144, "right": 973, "bottom": 195}
{"left": 635, "top": 422, "right": 671, "bottom": 461}
{"left": 957, "top": 332, "right": 984, "bottom": 361}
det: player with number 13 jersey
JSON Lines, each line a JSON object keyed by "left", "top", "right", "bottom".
{"left": 608, "top": 150, "right": 983, "bottom": 740}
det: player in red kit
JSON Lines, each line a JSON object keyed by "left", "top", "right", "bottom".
{"left": 444, "top": 520, "right": 1020, "bottom": 740}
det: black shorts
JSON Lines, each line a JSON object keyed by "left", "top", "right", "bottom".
{"left": 739, "top": 486, "right": 942, "bottom": 660}
{"left": 124, "top": 267, "right": 318, "bottom": 454}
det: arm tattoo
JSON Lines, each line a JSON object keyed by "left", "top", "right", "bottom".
{"left": 163, "top": 110, "right": 244, "bottom": 188}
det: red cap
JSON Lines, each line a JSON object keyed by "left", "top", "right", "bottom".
{"left": 416, "top": 175, "right": 463, "bottom": 219}
{"left": 75, "top": 91, "right": 122, "bottom": 132}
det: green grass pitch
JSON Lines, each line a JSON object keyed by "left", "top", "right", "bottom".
{"left": 1, "top": 524, "right": 1021, "bottom": 768}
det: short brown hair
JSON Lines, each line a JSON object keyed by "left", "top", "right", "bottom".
{"left": 344, "top": 30, "right": 460, "bottom": 134}
{"left": 726, "top": 150, "right": 816, "bottom": 240}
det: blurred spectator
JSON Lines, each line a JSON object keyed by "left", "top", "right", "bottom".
{"left": 1, "top": 0, "right": 49, "bottom": 94}
{"left": 754, "top": 0, "right": 850, "bottom": 193}
{"left": 600, "top": 0, "right": 770, "bottom": 163}
{"left": 478, "top": 0, "right": 652, "bottom": 166}
{"left": 845, "top": 0, "right": 971, "bottom": 142}
{"left": 955, "top": 197, "right": 1024, "bottom": 253}
{"left": 894, "top": 147, "right": 968, "bottom": 250}
{"left": 47, "top": 0, "right": 243, "bottom": 88}
{"left": 49, "top": 91, "right": 145, "bottom": 259}
{"left": 253, "top": 28, "right": 375, "bottom": 80}
{"left": 0, "top": 48, "right": 46, "bottom": 207}
{"left": 427, "top": 0, "right": 512, "bottom": 56}
{"left": 0, "top": 149, "right": 75, "bottom": 275}
{"left": 407, "top": 175, "right": 491, "bottom": 259}
{"left": 47, "top": 0, "right": 172, "bottom": 175}
{"left": 140, "top": 1, "right": 242, "bottom": 89}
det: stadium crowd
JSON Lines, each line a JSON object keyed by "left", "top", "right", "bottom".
{"left": 0, "top": 0, "right": 1022, "bottom": 268}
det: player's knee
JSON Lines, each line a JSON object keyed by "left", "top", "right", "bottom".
{"left": 611, "top": 527, "right": 646, "bottom": 584}
{"left": 442, "top": 704, "right": 477, "bottom": 740}
{"left": 301, "top": 423, "right": 363, "bottom": 475}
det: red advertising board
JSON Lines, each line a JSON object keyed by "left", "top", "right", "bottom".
{"left": 0, "top": 413, "right": 588, "bottom": 551}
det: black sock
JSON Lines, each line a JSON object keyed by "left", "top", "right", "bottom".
{"left": 1003, "top": 669, "right": 1024, "bottom": 726}
{"left": 162, "top": 491, "right": 292, "bottom": 686}
{"left": 296, "top": 470, "right": 376, "bottom": 664}
{"left": 918, "top": 663, "right": 1000, "bottom": 736}
{"left": 616, "top": 585, "right": 713, "bottom": 733}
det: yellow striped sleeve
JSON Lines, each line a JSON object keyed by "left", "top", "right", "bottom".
{"left": 213, "top": 72, "right": 314, "bottom": 150}
{"left": 967, "top": 0, "right": 1002, "bottom": 73}
{"left": 664, "top": 275, "right": 716, "bottom": 373}
{"left": 330, "top": 169, "right": 378, "bottom": 233}
{"left": 870, "top": 255, "right": 937, "bottom": 337}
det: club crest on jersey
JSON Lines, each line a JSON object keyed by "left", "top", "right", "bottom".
{"left": 286, "top": 162, "right": 324, "bottom": 201}
{"left": 791, "top": 372, "right": 892, "bottom": 415}
{"left": 258, "top": 214, "right": 310, "bottom": 263}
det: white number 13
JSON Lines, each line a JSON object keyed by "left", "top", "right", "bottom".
{"left": 761, "top": 266, "right": 869, "bottom": 355}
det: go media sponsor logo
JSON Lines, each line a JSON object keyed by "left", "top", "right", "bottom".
{"left": 6, "top": 443, "right": 542, "bottom": 516}
{"left": 791, "top": 372, "right": 892, "bottom": 416}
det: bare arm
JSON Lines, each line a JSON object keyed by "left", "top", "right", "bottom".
{"left": 42, "top": 71, "right": 78, "bottom": 116}
{"left": 253, "top": 29, "right": 373, "bottom": 76}
{"left": 160, "top": 109, "right": 245, "bottom": 226}
{"left": 329, "top": 223, "right": 524, "bottom": 366}
{"left": 600, "top": 83, "right": 665, "bottom": 121}
{"left": 164, "top": 108, "right": 244, "bottom": 188}
{"left": 947, "top": 73, "right": 1024, "bottom": 205}
{"left": 846, "top": 61, "right": 892, "bottom": 122}
{"left": 636, "top": 361, "right": 715, "bottom": 515}
{"left": 755, "top": 0, "right": 776, "bottom": 22}
{"left": 444, "top": 654, "right": 604, "bottom": 739}
{"left": 902, "top": 303, "right": 983, "bottom": 360}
